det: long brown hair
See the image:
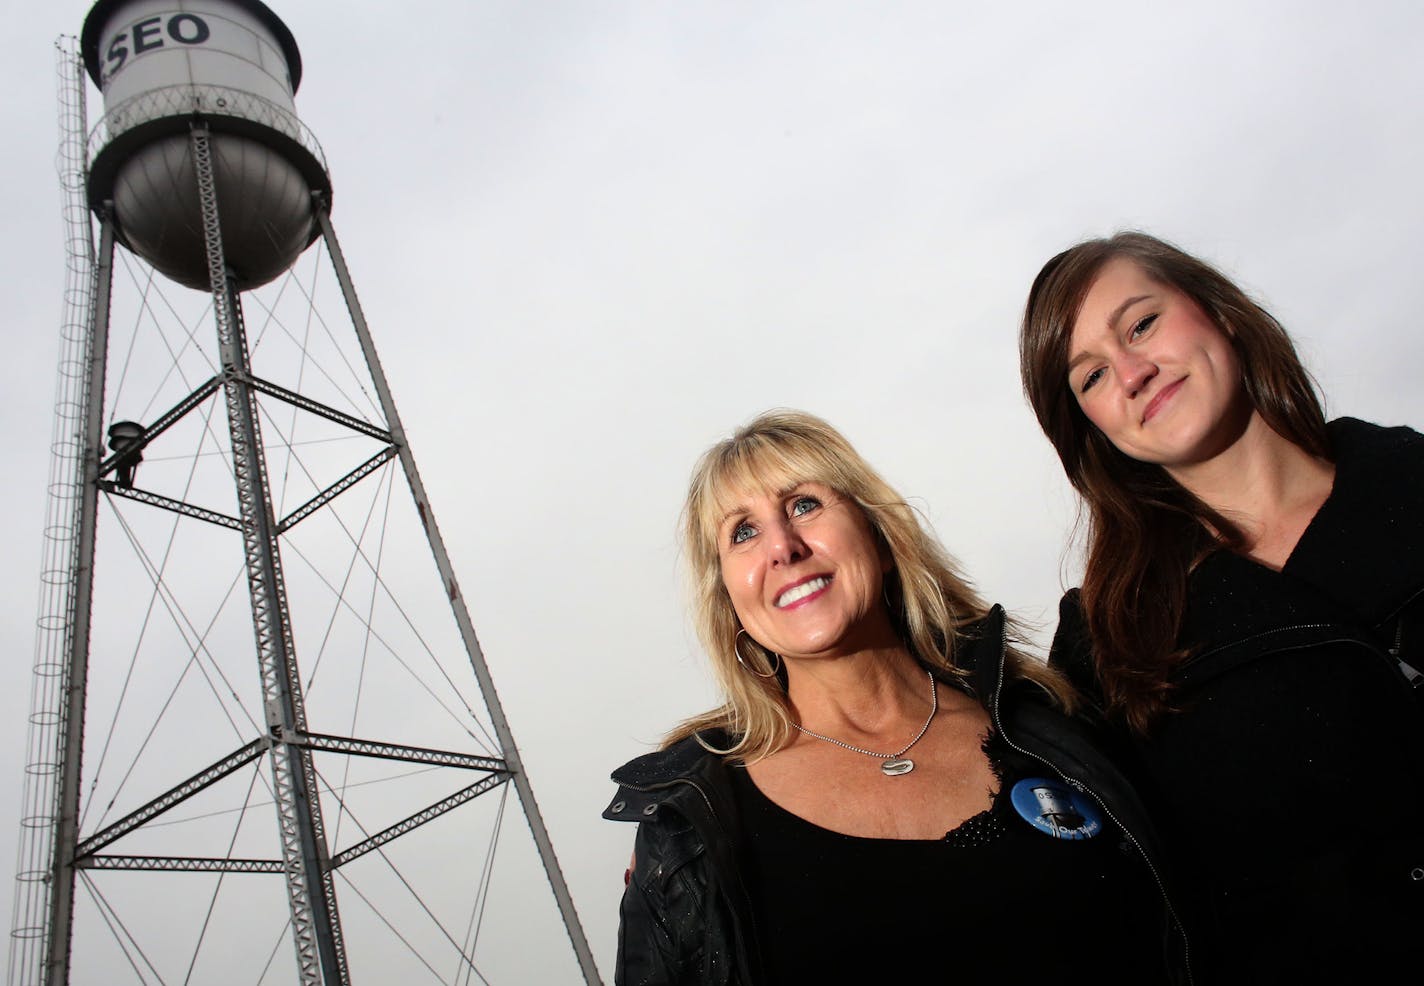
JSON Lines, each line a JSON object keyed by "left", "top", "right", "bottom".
{"left": 666, "top": 409, "right": 1073, "bottom": 760}
{"left": 1019, "top": 232, "right": 1328, "bottom": 733}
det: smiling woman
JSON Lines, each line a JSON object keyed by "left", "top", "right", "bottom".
{"left": 602, "top": 410, "right": 1187, "bottom": 984}
{"left": 1067, "top": 257, "right": 1253, "bottom": 471}
{"left": 717, "top": 482, "right": 893, "bottom": 667}
{"left": 1020, "top": 231, "right": 1424, "bottom": 982}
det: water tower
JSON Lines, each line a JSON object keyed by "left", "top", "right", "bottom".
{"left": 11, "top": 2, "right": 601, "bottom": 983}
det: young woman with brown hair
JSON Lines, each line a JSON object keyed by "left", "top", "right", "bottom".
{"left": 1021, "top": 231, "right": 1424, "bottom": 981}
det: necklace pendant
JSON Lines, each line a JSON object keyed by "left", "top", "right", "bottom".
{"left": 881, "top": 757, "right": 914, "bottom": 777}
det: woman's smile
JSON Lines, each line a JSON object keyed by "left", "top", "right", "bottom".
{"left": 718, "top": 482, "right": 892, "bottom": 660}
{"left": 1068, "top": 257, "right": 1251, "bottom": 474}
{"left": 775, "top": 575, "right": 832, "bottom": 609}
{"left": 1142, "top": 376, "right": 1186, "bottom": 424}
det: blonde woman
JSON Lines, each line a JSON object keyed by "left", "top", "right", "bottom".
{"left": 605, "top": 410, "right": 1183, "bottom": 984}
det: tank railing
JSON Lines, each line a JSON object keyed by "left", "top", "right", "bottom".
{"left": 88, "top": 84, "right": 328, "bottom": 176}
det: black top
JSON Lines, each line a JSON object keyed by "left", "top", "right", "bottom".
{"left": 728, "top": 733, "right": 1167, "bottom": 983}
{"left": 1052, "top": 419, "right": 1424, "bottom": 983}
{"left": 609, "top": 604, "right": 1189, "bottom": 985}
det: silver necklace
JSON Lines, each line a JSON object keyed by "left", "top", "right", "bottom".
{"left": 791, "top": 668, "right": 938, "bottom": 777}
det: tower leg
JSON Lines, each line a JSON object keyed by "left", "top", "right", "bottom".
{"left": 314, "top": 200, "right": 604, "bottom": 986}
{"left": 190, "top": 125, "right": 349, "bottom": 986}
{"left": 44, "top": 211, "right": 115, "bottom": 986}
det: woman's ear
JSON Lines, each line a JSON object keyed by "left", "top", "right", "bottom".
{"left": 874, "top": 529, "right": 894, "bottom": 574}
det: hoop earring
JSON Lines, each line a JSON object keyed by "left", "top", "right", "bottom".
{"left": 735, "top": 628, "right": 781, "bottom": 678}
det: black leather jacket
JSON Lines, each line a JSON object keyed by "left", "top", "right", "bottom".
{"left": 604, "top": 605, "right": 1191, "bottom": 985}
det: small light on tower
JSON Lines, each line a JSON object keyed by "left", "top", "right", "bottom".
{"left": 106, "top": 420, "right": 144, "bottom": 488}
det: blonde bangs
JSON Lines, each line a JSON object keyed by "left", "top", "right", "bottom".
{"left": 688, "top": 429, "right": 851, "bottom": 566}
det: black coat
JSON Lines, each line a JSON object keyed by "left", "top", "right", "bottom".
{"left": 605, "top": 605, "right": 1190, "bottom": 985}
{"left": 1050, "top": 418, "right": 1424, "bottom": 983}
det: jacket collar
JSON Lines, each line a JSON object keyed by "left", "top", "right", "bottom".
{"left": 1284, "top": 417, "right": 1424, "bottom": 626}
{"left": 949, "top": 603, "right": 1009, "bottom": 720}
{"left": 609, "top": 729, "right": 734, "bottom": 790}
{"left": 1177, "top": 417, "right": 1424, "bottom": 677}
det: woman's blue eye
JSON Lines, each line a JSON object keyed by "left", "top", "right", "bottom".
{"left": 791, "top": 495, "right": 820, "bottom": 517}
{"left": 1080, "top": 367, "right": 1105, "bottom": 393}
{"left": 1130, "top": 313, "right": 1158, "bottom": 338}
{"left": 731, "top": 521, "right": 755, "bottom": 544}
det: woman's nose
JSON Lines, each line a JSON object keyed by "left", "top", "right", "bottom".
{"left": 1117, "top": 352, "right": 1158, "bottom": 399}
{"left": 765, "top": 521, "right": 808, "bottom": 566}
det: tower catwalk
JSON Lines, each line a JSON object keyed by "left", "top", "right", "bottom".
{"left": 11, "top": 3, "right": 601, "bottom": 983}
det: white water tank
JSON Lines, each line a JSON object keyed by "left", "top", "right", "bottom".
{"left": 82, "top": 0, "right": 331, "bottom": 290}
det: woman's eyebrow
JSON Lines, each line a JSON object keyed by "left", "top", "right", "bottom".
{"left": 718, "top": 505, "right": 746, "bottom": 526}
{"left": 719, "top": 483, "right": 806, "bottom": 524}
{"left": 1107, "top": 293, "right": 1152, "bottom": 329}
{"left": 1066, "top": 293, "right": 1155, "bottom": 373}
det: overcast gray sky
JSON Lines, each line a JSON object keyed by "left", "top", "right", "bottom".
{"left": 3, "top": 1, "right": 1424, "bottom": 982}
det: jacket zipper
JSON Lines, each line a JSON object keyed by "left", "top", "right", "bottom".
{"left": 1383, "top": 587, "right": 1422, "bottom": 684}
{"left": 620, "top": 775, "right": 719, "bottom": 821}
{"left": 1186, "top": 621, "right": 1417, "bottom": 689}
{"left": 1184, "top": 621, "right": 1335, "bottom": 666}
{"left": 990, "top": 621, "right": 1195, "bottom": 985}
{"left": 1390, "top": 621, "right": 1422, "bottom": 684}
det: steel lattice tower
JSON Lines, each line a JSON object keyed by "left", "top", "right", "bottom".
{"left": 10, "top": 3, "right": 601, "bottom": 983}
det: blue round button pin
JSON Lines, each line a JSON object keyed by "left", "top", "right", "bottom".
{"left": 1009, "top": 778, "right": 1104, "bottom": 840}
